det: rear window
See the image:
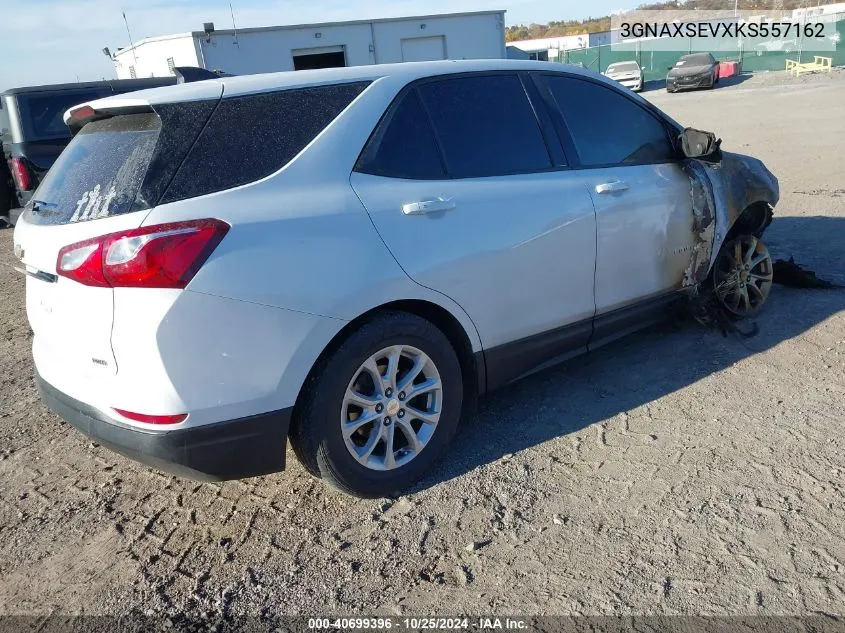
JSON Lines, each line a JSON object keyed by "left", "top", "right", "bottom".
{"left": 24, "top": 113, "right": 161, "bottom": 225}
{"left": 160, "top": 81, "right": 370, "bottom": 204}
{"left": 17, "top": 90, "right": 109, "bottom": 141}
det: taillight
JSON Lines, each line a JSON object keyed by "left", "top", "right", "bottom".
{"left": 113, "top": 409, "right": 188, "bottom": 425}
{"left": 56, "top": 219, "right": 229, "bottom": 288}
{"left": 10, "top": 157, "right": 32, "bottom": 191}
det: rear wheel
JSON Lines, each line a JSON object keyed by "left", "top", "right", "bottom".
{"left": 290, "top": 312, "right": 463, "bottom": 498}
{"left": 713, "top": 235, "right": 773, "bottom": 317}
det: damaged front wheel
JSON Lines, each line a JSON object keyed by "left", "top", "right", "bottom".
{"left": 713, "top": 235, "right": 773, "bottom": 317}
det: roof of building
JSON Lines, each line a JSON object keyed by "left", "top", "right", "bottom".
{"left": 113, "top": 10, "right": 506, "bottom": 58}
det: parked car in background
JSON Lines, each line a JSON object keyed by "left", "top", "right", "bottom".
{"left": 13, "top": 60, "right": 778, "bottom": 498}
{"left": 666, "top": 53, "right": 720, "bottom": 92}
{"left": 602, "top": 60, "right": 644, "bottom": 92}
{"left": 1, "top": 77, "right": 176, "bottom": 224}
{"left": 755, "top": 38, "right": 798, "bottom": 55}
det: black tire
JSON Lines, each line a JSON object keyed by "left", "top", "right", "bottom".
{"left": 289, "top": 311, "right": 463, "bottom": 498}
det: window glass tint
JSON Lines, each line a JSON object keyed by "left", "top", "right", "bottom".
{"left": 355, "top": 90, "right": 445, "bottom": 180}
{"left": 18, "top": 90, "right": 109, "bottom": 141}
{"left": 545, "top": 77, "right": 674, "bottom": 166}
{"left": 417, "top": 75, "right": 552, "bottom": 178}
{"left": 161, "top": 81, "right": 370, "bottom": 204}
{"left": 24, "top": 113, "right": 161, "bottom": 226}
{"left": 0, "top": 98, "right": 11, "bottom": 144}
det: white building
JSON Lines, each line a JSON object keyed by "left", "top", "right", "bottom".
{"left": 111, "top": 10, "right": 506, "bottom": 79}
{"left": 507, "top": 34, "right": 590, "bottom": 61}
{"left": 792, "top": 2, "right": 845, "bottom": 19}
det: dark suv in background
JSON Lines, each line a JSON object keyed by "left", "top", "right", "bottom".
{"left": 1, "top": 78, "right": 175, "bottom": 224}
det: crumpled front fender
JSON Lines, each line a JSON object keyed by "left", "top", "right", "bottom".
{"left": 681, "top": 152, "right": 779, "bottom": 287}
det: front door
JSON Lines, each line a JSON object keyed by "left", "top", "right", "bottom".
{"left": 533, "top": 73, "right": 696, "bottom": 332}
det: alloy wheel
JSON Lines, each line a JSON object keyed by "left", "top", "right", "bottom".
{"left": 713, "top": 235, "right": 773, "bottom": 316}
{"left": 341, "top": 345, "right": 442, "bottom": 471}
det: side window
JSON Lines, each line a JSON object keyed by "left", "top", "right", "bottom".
{"left": 161, "top": 81, "right": 370, "bottom": 204}
{"left": 416, "top": 74, "right": 553, "bottom": 179}
{"left": 0, "top": 98, "right": 10, "bottom": 144}
{"left": 542, "top": 76, "right": 675, "bottom": 167}
{"left": 355, "top": 90, "right": 445, "bottom": 180}
{"left": 18, "top": 90, "right": 108, "bottom": 141}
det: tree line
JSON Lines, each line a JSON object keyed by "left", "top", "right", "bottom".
{"left": 506, "top": 0, "right": 842, "bottom": 41}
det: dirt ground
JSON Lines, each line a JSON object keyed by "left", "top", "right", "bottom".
{"left": 0, "top": 69, "right": 844, "bottom": 620}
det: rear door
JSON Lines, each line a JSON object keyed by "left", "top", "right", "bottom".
{"left": 351, "top": 73, "right": 597, "bottom": 386}
{"left": 12, "top": 95, "right": 220, "bottom": 378}
{"left": 532, "top": 74, "right": 695, "bottom": 327}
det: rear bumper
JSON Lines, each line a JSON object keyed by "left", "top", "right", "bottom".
{"left": 37, "top": 373, "right": 291, "bottom": 481}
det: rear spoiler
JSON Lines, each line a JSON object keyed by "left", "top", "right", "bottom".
{"left": 63, "top": 68, "right": 229, "bottom": 135}
{"left": 173, "top": 67, "right": 234, "bottom": 83}
{"left": 64, "top": 102, "right": 154, "bottom": 135}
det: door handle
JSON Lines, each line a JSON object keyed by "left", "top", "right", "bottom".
{"left": 402, "top": 197, "right": 456, "bottom": 215}
{"left": 595, "top": 180, "right": 629, "bottom": 194}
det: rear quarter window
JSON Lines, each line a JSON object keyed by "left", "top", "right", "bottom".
{"left": 160, "top": 81, "right": 370, "bottom": 204}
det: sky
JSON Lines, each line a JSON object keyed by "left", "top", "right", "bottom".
{"left": 1, "top": 0, "right": 626, "bottom": 89}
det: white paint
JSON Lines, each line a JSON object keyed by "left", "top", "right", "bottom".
{"left": 113, "top": 33, "right": 200, "bottom": 80}
{"left": 110, "top": 11, "right": 505, "bottom": 78}
{"left": 400, "top": 36, "right": 446, "bottom": 62}
{"left": 508, "top": 35, "right": 589, "bottom": 53}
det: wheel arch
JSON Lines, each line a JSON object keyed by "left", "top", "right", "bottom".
{"left": 290, "top": 299, "right": 484, "bottom": 438}
{"left": 725, "top": 200, "right": 774, "bottom": 241}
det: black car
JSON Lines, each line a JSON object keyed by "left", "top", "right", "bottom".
{"left": 666, "top": 53, "right": 720, "bottom": 93}
{"left": 1, "top": 77, "right": 176, "bottom": 223}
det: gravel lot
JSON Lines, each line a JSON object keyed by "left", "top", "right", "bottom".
{"left": 1, "top": 69, "right": 844, "bottom": 620}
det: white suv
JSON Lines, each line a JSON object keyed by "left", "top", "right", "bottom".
{"left": 13, "top": 60, "right": 778, "bottom": 498}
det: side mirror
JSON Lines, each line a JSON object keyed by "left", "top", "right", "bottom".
{"left": 679, "top": 127, "right": 722, "bottom": 163}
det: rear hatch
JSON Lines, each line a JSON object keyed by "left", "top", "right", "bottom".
{"left": 13, "top": 89, "right": 221, "bottom": 379}
{"left": 14, "top": 113, "right": 164, "bottom": 376}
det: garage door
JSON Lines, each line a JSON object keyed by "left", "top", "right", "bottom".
{"left": 401, "top": 36, "right": 446, "bottom": 62}
{"left": 292, "top": 45, "right": 346, "bottom": 71}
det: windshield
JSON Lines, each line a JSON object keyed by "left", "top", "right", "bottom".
{"left": 677, "top": 54, "right": 713, "bottom": 66}
{"left": 607, "top": 62, "right": 639, "bottom": 73}
{"left": 16, "top": 90, "right": 109, "bottom": 141}
{"left": 25, "top": 113, "right": 161, "bottom": 225}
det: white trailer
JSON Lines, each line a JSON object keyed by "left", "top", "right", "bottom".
{"left": 112, "top": 10, "right": 506, "bottom": 79}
